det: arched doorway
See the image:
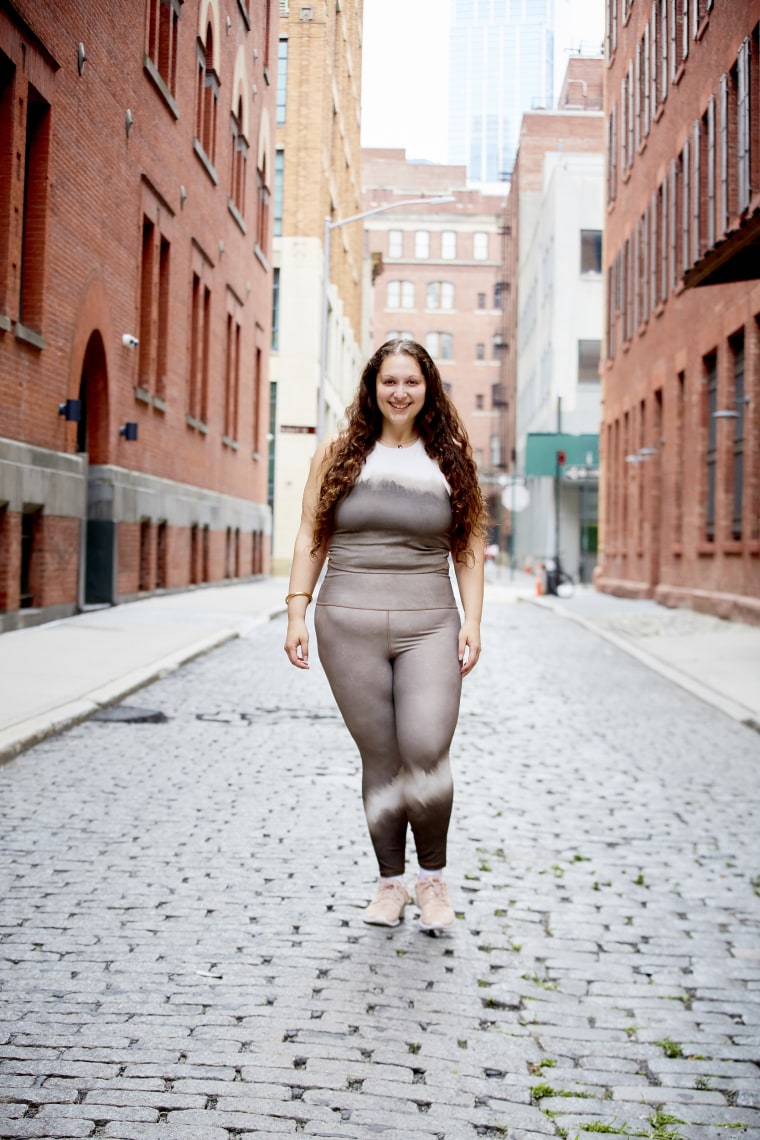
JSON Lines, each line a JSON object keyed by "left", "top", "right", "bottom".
{"left": 78, "top": 331, "right": 113, "bottom": 604}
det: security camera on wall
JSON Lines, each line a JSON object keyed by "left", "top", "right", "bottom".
{"left": 121, "top": 333, "right": 139, "bottom": 348}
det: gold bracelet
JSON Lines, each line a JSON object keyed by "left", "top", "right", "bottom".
{"left": 285, "top": 591, "right": 313, "bottom": 605}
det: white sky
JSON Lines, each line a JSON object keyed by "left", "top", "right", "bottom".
{"left": 360, "top": 0, "right": 605, "bottom": 165}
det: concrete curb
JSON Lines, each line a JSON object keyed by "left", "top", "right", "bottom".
{"left": 0, "top": 628, "right": 239, "bottom": 766}
{"left": 524, "top": 595, "right": 760, "bottom": 731}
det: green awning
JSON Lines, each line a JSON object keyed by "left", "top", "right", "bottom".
{"left": 525, "top": 433, "right": 599, "bottom": 477}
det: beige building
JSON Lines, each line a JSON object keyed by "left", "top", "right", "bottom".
{"left": 362, "top": 150, "right": 509, "bottom": 545}
{"left": 270, "top": 0, "right": 365, "bottom": 574}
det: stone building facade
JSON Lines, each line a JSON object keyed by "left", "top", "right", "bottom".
{"left": 0, "top": 0, "right": 277, "bottom": 630}
{"left": 598, "top": 0, "right": 760, "bottom": 621}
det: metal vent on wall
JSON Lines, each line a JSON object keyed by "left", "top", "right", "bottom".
{"left": 300, "top": 5, "right": 314, "bottom": 18}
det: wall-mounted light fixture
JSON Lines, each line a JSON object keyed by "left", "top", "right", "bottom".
{"left": 59, "top": 399, "right": 82, "bottom": 422}
{"left": 121, "top": 333, "right": 139, "bottom": 348}
{"left": 714, "top": 396, "right": 750, "bottom": 419}
{"left": 638, "top": 447, "right": 658, "bottom": 458}
{"left": 77, "top": 43, "right": 87, "bottom": 76}
{"left": 125, "top": 109, "right": 134, "bottom": 139}
{"left": 120, "top": 423, "right": 138, "bottom": 441}
{"left": 180, "top": 185, "right": 187, "bottom": 209}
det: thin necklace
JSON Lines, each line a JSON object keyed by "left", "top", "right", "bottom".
{"left": 380, "top": 435, "right": 418, "bottom": 449}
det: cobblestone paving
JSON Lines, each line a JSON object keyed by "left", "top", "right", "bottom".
{"left": 1, "top": 599, "right": 759, "bottom": 1140}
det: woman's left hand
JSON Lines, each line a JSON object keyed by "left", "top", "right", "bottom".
{"left": 458, "top": 619, "right": 481, "bottom": 677}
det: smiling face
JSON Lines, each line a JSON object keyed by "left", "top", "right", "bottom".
{"left": 375, "top": 353, "right": 427, "bottom": 433}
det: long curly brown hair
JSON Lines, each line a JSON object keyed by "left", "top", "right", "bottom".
{"left": 312, "top": 339, "right": 487, "bottom": 563}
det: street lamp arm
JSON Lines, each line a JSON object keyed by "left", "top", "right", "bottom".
{"left": 327, "top": 195, "right": 456, "bottom": 231}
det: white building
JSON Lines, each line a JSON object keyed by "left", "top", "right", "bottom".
{"left": 514, "top": 149, "right": 604, "bottom": 581}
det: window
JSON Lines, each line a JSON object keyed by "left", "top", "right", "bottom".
{"left": 426, "top": 332, "right": 453, "bottom": 360}
{"left": 253, "top": 346, "right": 262, "bottom": 457}
{"left": 386, "top": 330, "right": 414, "bottom": 341}
{"left": 388, "top": 229, "right": 403, "bottom": 257}
{"left": 441, "top": 231, "right": 456, "bottom": 259}
{"left": 699, "top": 99, "right": 716, "bottom": 254}
{"left": 475, "top": 394, "right": 484, "bottom": 410}
{"left": 477, "top": 292, "right": 486, "bottom": 310}
{"left": 188, "top": 250, "right": 211, "bottom": 424}
{"left": 660, "top": 0, "right": 669, "bottom": 104}
{"left": 230, "top": 97, "right": 248, "bottom": 219}
{"left": 580, "top": 230, "right": 602, "bottom": 274}
{"left": 146, "top": 0, "right": 180, "bottom": 100}
{"left": 414, "top": 230, "right": 430, "bottom": 258}
{"left": 427, "top": 281, "right": 454, "bottom": 310}
{"left": 494, "top": 282, "right": 506, "bottom": 309}
{"left": 273, "top": 149, "right": 284, "bottom": 236}
{"left": 607, "top": 103, "right": 618, "bottom": 204}
{"left": 650, "top": 2, "right": 659, "bottom": 120}
{"left": 271, "top": 267, "right": 280, "bottom": 350}
{"left": 578, "top": 340, "right": 601, "bottom": 383}
{"left": 138, "top": 215, "right": 171, "bottom": 400}
{"left": 0, "top": 51, "right": 13, "bottom": 315}
{"left": 605, "top": 0, "right": 618, "bottom": 59}
{"left": 19, "top": 83, "right": 51, "bottom": 333}
{"left": 196, "top": 21, "right": 219, "bottom": 164}
{"left": 737, "top": 38, "right": 751, "bottom": 215}
{"left": 256, "top": 154, "right": 271, "bottom": 258}
{"left": 492, "top": 334, "right": 504, "bottom": 359}
{"left": 387, "top": 280, "right": 414, "bottom": 309}
{"left": 681, "top": 139, "right": 691, "bottom": 275}
{"left": 704, "top": 351, "right": 717, "bottom": 541}
{"left": 730, "top": 331, "right": 745, "bottom": 540}
{"left": 473, "top": 232, "right": 488, "bottom": 260}
{"left": 224, "top": 296, "right": 242, "bottom": 443}
{"left": 674, "top": 371, "right": 685, "bottom": 544}
{"left": 476, "top": 343, "right": 485, "bottom": 360}
{"left": 276, "top": 39, "right": 288, "bottom": 124}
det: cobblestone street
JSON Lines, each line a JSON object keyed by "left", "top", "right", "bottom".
{"left": 1, "top": 596, "right": 759, "bottom": 1139}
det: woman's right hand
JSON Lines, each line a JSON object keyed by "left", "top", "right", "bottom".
{"left": 284, "top": 617, "right": 310, "bottom": 669}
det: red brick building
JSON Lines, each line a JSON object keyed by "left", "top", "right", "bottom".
{"left": 362, "top": 149, "right": 509, "bottom": 545}
{"left": 598, "top": 0, "right": 760, "bottom": 621}
{"left": 0, "top": 0, "right": 277, "bottom": 631}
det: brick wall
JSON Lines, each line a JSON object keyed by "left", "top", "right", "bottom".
{"left": 599, "top": 0, "right": 760, "bottom": 620}
{"left": 0, "top": 0, "right": 277, "bottom": 623}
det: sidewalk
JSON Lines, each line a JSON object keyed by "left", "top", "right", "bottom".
{"left": 1, "top": 570, "right": 758, "bottom": 763}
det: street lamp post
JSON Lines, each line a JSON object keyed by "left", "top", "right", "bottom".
{"left": 318, "top": 196, "right": 456, "bottom": 441}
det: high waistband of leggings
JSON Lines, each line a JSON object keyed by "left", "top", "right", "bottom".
{"left": 316, "top": 566, "right": 457, "bottom": 611}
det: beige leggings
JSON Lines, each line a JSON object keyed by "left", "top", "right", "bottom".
{"left": 315, "top": 596, "right": 462, "bottom": 877}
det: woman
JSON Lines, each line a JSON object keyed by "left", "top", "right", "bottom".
{"left": 284, "top": 339, "right": 486, "bottom": 932}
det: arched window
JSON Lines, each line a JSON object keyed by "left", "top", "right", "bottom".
{"left": 196, "top": 21, "right": 219, "bottom": 165}
{"left": 257, "top": 152, "right": 270, "bottom": 257}
{"left": 230, "top": 94, "right": 248, "bottom": 217}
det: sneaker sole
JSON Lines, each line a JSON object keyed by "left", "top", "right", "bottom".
{"left": 418, "top": 916, "right": 455, "bottom": 931}
{"left": 363, "top": 915, "right": 403, "bottom": 927}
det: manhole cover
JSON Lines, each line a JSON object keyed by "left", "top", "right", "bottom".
{"left": 93, "top": 705, "right": 169, "bottom": 724}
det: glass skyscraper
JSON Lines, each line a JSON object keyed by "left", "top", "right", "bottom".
{"left": 448, "top": 0, "right": 555, "bottom": 183}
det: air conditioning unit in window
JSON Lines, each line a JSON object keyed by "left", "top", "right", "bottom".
{"left": 279, "top": 1, "right": 289, "bottom": 13}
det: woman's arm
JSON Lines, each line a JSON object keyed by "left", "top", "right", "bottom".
{"left": 283, "top": 440, "right": 332, "bottom": 669}
{"left": 453, "top": 534, "right": 485, "bottom": 677}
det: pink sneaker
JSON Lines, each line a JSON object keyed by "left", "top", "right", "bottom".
{"left": 363, "top": 879, "right": 410, "bottom": 927}
{"left": 416, "top": 876, "right": 455, "bottom": 931}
